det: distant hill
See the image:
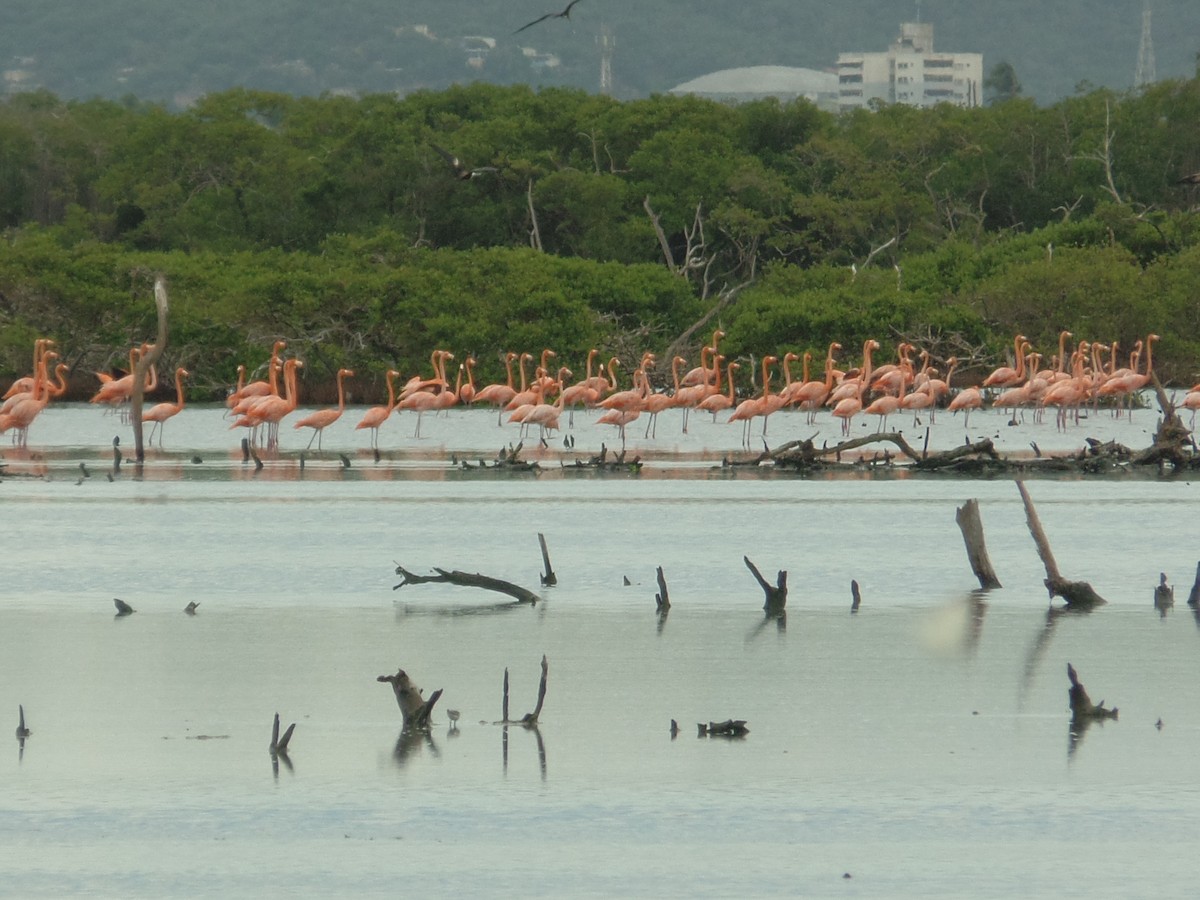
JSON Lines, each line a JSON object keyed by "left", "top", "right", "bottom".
{"left": 2, "top": 1, "right": 1197, "bottom": 106}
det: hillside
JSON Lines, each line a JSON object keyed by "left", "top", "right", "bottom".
{"left": 2, "top": 1, "right": 1198, "bottom": 106}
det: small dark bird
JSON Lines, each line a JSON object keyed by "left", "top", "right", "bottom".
{"left": 16, "top": 705, "right": 31, "bottom": 740}
{"left": 79, "top": 462, "right": 90, "bottom": 478}
{"left": 1177, "top": 171, "right": 1200, "bottom": 185}
{"left": 191, "top": 455, "right": 203, "bottom": 465}
{"left": 513, "top": 0, "right": 583, "bottom": 34}
{"left": 184, "top": 601, "right": 200, "bottom": 615}
{"left": 113, "top": 598, "right": 135, "bottom": 616}
{"left": 430, "top": 142, "right": 498, "bottom": 181}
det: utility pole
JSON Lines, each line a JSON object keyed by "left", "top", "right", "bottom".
{"left": 1134, "top": 0, "right": 1156, "bottom": 89}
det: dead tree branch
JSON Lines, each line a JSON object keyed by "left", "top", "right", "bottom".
{"left": 393, "top": 564, "right": 540, "bottom": 604}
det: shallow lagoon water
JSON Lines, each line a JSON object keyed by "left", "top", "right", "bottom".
{"left": 4, "top": 401, "right": 1200, "bottom": 897}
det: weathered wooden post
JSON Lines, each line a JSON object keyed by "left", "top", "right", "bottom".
{"left": 130, "top": 275, "right": 170, "bottom": 463}
{"left": 955, "top": 499, "right": 1002, "bottom": 590}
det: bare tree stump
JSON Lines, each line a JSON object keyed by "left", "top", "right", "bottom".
{"left": 955, "top": 499, "right": 1002, "bottom": 589}
{"left": 1154, "top": 573, "right": 1174, "bottom": 616}
{"left": 850, "top": 579, "right": 862, "bottom": 613}
{"left": 655, "top": 566, "right": 670, "bottom": 613}
{"left": 499, "top": 656, "right": 548, "bottom": 727}
{"left": 131, "top": 276, "right": 170, "bottom": 464}
{"left": 377, "top": 668, "right": 443, "bottom": 730}
{"left": 1016, "top": 481, "right": 1106, "bottom": 608}
{"left": 1188, "top": 562, "right": 1200, "bottom": 609}
{"left": 1067, "top": 663, "right": 1118, "bottom": 720}
{"left": 537, "top": 532, "right": 557, "bottom": 587}
{"left": 744, "top": 556, "right": 787, "bottom": 615}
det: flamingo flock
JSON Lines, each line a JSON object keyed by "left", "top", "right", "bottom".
{"left": 0, "top": 330, "right": 1180, "bottom": 450}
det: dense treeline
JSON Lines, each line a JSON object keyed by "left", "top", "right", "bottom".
{"left": 2, "top": 80, "right": 1200, "bottom": 400}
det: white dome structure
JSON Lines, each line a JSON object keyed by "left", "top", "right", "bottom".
{"left": 670, "top": 65, "right": 838, "bottom": 109}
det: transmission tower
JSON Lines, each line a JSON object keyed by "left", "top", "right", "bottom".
{"left": 1135, "top": 0, "right": 1156, "bottom": 89}
{"left": 598, "top": 25, "right": 614, "bottom": 95}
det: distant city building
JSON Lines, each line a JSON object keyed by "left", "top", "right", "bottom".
{"left": 837, "top": 23, "right": 982, "bottom": 111}
{"left": 669, "top": 66, "right": 839, "bottom": 111}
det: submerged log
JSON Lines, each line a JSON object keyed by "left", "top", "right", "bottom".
{"left": 744, "top": 556, "right": 787, "bottom": 615}
{"left": 113, "top": 598, "right": 135, "bottom": 616}
{"left": 393, "top": 564, "right": 540, "bottom": 604}
{"left": 377, "top": 668, "right": 443, "bottom": 730}
{"left": 1067, "top": 662, "right": 1118, "bottom": 721}
{"left": 955, "top": 499, "right": 1002, "bottom": 590}
{"left": 698, "top": 719, "right": 750, "bottom": 737}
{"left": 1016, "top": 480, "right": 1107, "bottom": 608}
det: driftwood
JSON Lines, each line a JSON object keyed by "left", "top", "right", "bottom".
{"left": 1016, "top": 480, "right": 1107, "bottom": 608}
{"left": 562, "top": 443, "right": 643, "bottom": 472}
{"left": 394, "top": 564, "right": 540, "bottom": 604}
{"left": 955, "top": 499, "right": 1002, "bottom": 590}
{"left": 744, "top": 556, "right": 787, "bottom": 615}
{"left": 458, "top": 442, "right": 540, "bottom": 472}
{"left": 499, "top": 655, "right": 548, "bottom": 726}
{"left": 538, "top": 532, "right": 557, "bottom": 586}
{"left": 1067, "top": 663, "right": 1118, "bottom": 721}
{"left": 698, "top": 719, "right": 750, "bottom": 738}
{"left": 377, "top": 668, "right": 443, "bottom": 730}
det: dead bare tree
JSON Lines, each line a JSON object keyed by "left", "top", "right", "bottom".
{"left": 526, "top": 179, "right": 543, "bottom": 251}
{"left": 1071, "top": 98, "right": 1123, "bottom": 205}
{"left": 130, "top": 275, "right": 169, "bottom": 463}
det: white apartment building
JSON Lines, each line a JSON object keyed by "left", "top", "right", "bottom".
{"left": 837, "top": 23, "right": 982, "bottom": 112}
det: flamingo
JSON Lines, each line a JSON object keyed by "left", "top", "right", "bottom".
{"left": 521, "top": 368, "right": 572, "bottom": 442}
{"left": 142, "top": 366, "right": 190, "bottom": 446}
{"left": 294, "top": 367, "right": 354, "bottom": 449}
{"left": 503, "top": 353, "right": 539, "bottom": 410}
{"left": 355, "top": 369, "right": 401, "bottom": 448}
{"left": 863, "top": 362, "right": 908, "bottom": 432}
{"left": 947, "top": 385, "right": 983, "bottom": 428}
{"left": 3, "top": 338, "right": 54, "bottom": 399}
{"left": 827, "top": 340, "right": 880, "bottom": 407}
{"left": 396, "top": 352, "right": 453, "bottom": 438}
{"left": 983, "top": 334, "right": 1028, "bottom": 389}
{"left": 400, "top": 349, "right": 451, "bottom": 399}
{"left": 559, "top": 349, "right": 604, "bottom": 425}
{"left": 899, "top": 373, "right": 938, "bottom": 425}
{"left": 642, "top": 356, "right": 686, "bottom": 438}
{"left": 830, "top": 380, "right": 865, "bottom": 437}
{"left": 697, "top": 361, "right": 739, "bottom": 420}
{"left": 680, "top": 329, "right": 724, "bottom": 387}
{"left": 786, "top": 342, "right": 841, "bottom": 425}
{"left": 0, "top": 350, "right": 56, "bottom": 446}
{"left": 1, "top": 360, "right": 68, "bottom": 416}
{"left": 474, "top": 352, "right": 519, "bottom": 423}
{"left": 727, "top": 355, "right": 777, "bottom": 446}
{"left": 458, "top": 357, "right": 477, "bottom": 405}
{"left": 231, "top": 358, "right": 302, "bottom": 448}
{"left": 1097, "top": 333, "right": 1159, "bottom": 417}
{"left": 90, "top": 343, "right": 157, "bottom": 407}
{"left": 228, "top": 340, "right": 287, "bottom": 407}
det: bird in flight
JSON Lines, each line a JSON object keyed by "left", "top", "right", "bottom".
{"left": 514, "top": 0, "right": 584, "bottom": 35}
{"left": 430, "top": 142, "right": 498, "bottom": 180}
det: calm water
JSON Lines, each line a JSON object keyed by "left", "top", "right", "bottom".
{"left": 4, "top": 403, "right": 1200, "bottom": 897}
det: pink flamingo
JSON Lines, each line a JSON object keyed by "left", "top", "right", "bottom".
{"left": 294, "top": 367, "right": 355, "bottom": 449}
{"left": 355, "top": 369, "right": 401, "bottom": 448}
{"left": 983, "top": 334, "right": 1029, "bottom": 389}
{"left": 0, "top": 349, "right": 57, "bottom": 445}
{"left": 787, "top": 343, "right": 841, "bottom": 425}
{"left": 142, "top": 366, "right": 190, "bottom": 446}
{"left": 642, "top": 356, "right": 686, "bottom": 438}
{"left": 3, "top": 338, "right": 54, "bottom": 399}
{"left": 680, "top": 329, "right": 724, "bottom": 388}
{"left": 698, "top": 360, "right": 739, "bottom": 421}
{"left": 228, "top": 340, "right": 287, "bottom": 408}
{"left": 947, "top": 385, "right": 983, "bottom": 428}
{"left": 727, "top": 355, "right": 777, "bottom": 446}
{"left": 474, "top": 352, "right": 519, "bottom": 423}
{"left": 231, "top": 358, "right": 302, "bottom": 448}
